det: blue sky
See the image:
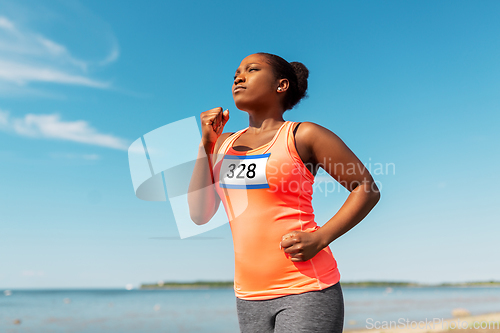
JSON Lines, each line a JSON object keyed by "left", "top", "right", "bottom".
{"left": 1, "top": 0, "right": 499, "bottom": 289}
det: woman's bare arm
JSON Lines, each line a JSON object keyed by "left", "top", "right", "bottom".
{"left": 281, "top": 121, "right": 381, "bottom": 261}
{"left": 187, "top": 108, "right": 230, "bottom": 225}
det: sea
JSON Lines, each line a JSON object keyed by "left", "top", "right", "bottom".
{"left": 2, "top": 286, "right": 500, "bottom": 332}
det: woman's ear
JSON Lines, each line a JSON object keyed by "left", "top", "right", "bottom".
{"left": 277, "top": 78, "right": 289, "bottom": 93}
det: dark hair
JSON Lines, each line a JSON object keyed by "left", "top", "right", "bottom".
{"left": 256, "top": 52, "right": 309, "bottom": 111}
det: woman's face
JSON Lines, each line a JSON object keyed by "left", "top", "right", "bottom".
{"left": 232, "top": 54, "right": 279, "bottom": 111}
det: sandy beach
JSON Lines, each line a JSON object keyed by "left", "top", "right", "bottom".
{"left": 344, "top": 311, "right": 500, "bottom": 333}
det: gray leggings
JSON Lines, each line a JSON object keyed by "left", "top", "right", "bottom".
{"left": 235, "top": 282, "right": 344, "bottom": 333}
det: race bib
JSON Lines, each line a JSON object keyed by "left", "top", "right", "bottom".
{"left": 219, "top": 153, "right": 270, "bottom": 189}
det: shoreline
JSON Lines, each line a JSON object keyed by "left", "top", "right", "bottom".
{"left": 139, "top": 281, "right": 500, "bottom": 290}
{"left": 344, "top": 311, "right": 500, "bottom": 333}
{"left": 140, "top": 285, "right": 233, "bottom": 290}
{"left": 139, "top": 285, "right": 500, "bottom": 290}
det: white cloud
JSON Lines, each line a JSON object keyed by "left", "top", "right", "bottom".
{"left": 0, "top": 109, "right": 8, "bottom": 126}
{"left": 37, "top": 36, "right": 66, "bottom": 56}
{"left": 21, "top": 270, "right": 45, "bottom": 277}
{"left": 99, "top": 43, "right": 120, "bottom": 66}
{"left": 0, "top": 15, "right": 116, "bottom": 91}
{"left": 49, "top": 152, "right": 101, "bottom": 160}
{"left": 0, "top": 109, "right": 130, "bottom": 150}
{"left": 0, "top": 60, "right": 109, "bottom": 87}
{"left": 0, "top": 16, "right": 15, "bottom": 31}
{"left": 82, "top": 153, "right": 100, "bottom": 160}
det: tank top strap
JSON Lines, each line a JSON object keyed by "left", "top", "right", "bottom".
{"left": 284, "top": 121, "right": 315, "bottom": 184}
{"left": 217, "top": 130, "right": 239, "bottom": 155}
{"left": 213, "top": 128, "right": 247, "bottom": 166}
{"left": 273, "top": 120, "right": 294, "bottom": 152}
{"left": 260, "top": 121, "right": 290, "bottom": 154}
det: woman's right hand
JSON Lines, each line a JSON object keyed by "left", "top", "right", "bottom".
{"left": 200, "top": 107, "right": 230, "bottom": 147}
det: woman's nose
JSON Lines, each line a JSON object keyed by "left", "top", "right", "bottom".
{"left": 234, "top": 74, "right": 245, "bottom": 85}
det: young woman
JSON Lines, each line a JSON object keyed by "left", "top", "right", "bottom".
{"left": 188, "top": 52, "right": 380, "bottom": 333}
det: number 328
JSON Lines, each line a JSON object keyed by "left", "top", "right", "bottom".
{"left": 226, "top": 163, "right": 256, "bottom": 179}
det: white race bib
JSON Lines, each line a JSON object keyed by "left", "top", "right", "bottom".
{"left": 219, "top": 153, "right": 270, "bottom": 189}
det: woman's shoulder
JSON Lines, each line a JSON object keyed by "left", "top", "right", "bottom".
{"left": 292, "top": 121, "right": 334, "bottom": 140}
{"left": 292, "top": 121, "right": 341, "bottom": 160}
{"left": 292, "top": 120, "right": 329, "bottom": 130}
{"left": 213, "top": 131, "right": 236, "bottom": 156}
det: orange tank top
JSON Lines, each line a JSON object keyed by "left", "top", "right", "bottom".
{"left": 213, "top": 121, "right": 340, "bottom": 300}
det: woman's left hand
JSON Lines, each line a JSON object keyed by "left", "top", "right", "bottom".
{"left": 280, "top": 230, "right": 325, "bottom": 262}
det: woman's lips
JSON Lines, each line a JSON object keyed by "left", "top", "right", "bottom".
{"left": 233, "top": 85, "right": 246, "bottom": 93}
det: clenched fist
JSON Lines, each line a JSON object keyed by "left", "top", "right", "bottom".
{"left": 200, "top": 107, "right": 229, "bottom": 146}
{"left": 280, "top": 230, "right": 325, "bottom": 262}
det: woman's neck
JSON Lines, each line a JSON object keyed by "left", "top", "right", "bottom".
{"left": 245, "top": 107, "right": 285, "bottom": 133}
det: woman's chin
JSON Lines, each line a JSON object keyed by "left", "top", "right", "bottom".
{"left": 233, "top": 101, "right": 252, "bottom": 112}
